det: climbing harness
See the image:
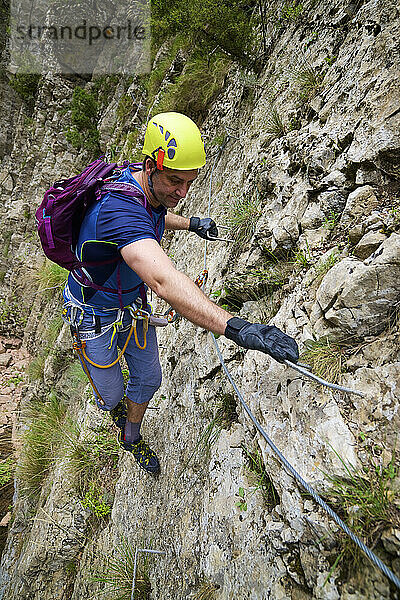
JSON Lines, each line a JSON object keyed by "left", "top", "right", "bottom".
{"left": 201, "top": 139, "right": 400, "bottom": 590}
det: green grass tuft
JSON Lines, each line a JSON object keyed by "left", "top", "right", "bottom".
{"left": 324, "top": 446, "right": 400, "bottom": 581}
{"left": 300, "top": 337, "right": 345, "bottom": 384}
{"left": 34, "top": 260, "right": 68, "bottom": 296}
{"left": 225, "top": 192, "right": 263, "bottom": 247}
{"left": 17, "top": 395, "right": 68, "bottom": 499}
{"left": 92, "top": 538, "right": 152, "bottom": 600}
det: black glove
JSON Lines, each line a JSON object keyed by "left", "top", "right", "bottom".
{"left": 225, "top": 317, "right": 299, "bottom": 363}
{"left": 189, "top": 217, "right": 218, "bottom": 240}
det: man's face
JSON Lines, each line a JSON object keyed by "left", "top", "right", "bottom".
{"left": 147, "top": 162, "right": 198, "bottom": 209}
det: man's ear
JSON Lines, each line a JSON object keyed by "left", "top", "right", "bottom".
{"left": 145, "top": 158, "right": 157, "bottom": 176}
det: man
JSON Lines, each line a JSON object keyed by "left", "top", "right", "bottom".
{"left": 63, "top": 112, "right": 299, "bottom": 474}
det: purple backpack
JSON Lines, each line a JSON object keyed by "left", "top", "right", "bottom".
{"left": 35, "top": 158, "right": 158, "bottom": 306}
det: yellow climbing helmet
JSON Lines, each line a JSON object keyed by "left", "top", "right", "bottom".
{"left": 142, "top": 112, "right": 206, "bottom": 171}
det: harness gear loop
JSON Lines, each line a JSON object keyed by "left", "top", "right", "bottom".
{"left": 130, "top": 308, "right": 149, "bottom": 350}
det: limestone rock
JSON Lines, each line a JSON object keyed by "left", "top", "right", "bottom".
{"left": 0, "top": 354, "right": 11, "bottom": 367}
{"left": 316, "top": 234, "right": 400, "bottom": 336}
{"left": 341, "top": 186, "right": 379, "bottom": 226}
{"left": 353, "top": 230, "right": 387, "bottom": 259}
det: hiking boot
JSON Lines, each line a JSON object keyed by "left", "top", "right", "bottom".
{"left": 110, "top": 400, "right": 127, "bottom": 432}
{"left": 119, "top": 434, "right": 160, "bottom": 474}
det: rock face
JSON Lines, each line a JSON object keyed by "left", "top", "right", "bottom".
{"left": 0, "top": 0, "right": 400, "bottom": 599}
{"left": 316, "top": 234, "right": 400, "bottom": 337}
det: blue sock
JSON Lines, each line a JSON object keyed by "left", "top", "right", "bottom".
{"left": 124, "top": 421, "right": 141, "bottom": 443}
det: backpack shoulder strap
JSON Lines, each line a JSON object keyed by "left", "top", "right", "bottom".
{"left": 101, "top": 182, "right": 152, "bottom": 218}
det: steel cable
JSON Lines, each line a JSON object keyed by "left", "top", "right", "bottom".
{"left": 204, "top": 140, "right": 400, "bottom": 590}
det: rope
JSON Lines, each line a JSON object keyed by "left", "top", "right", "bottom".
{"left": 204, "top": 141, "right": 400, "bottom": 590}
{"left": 80, "top": 323, "right": 136, "bottom": 368}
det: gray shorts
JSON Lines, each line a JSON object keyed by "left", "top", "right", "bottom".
{"left": 70, "top": 309, "right": 162, "bottom": 411}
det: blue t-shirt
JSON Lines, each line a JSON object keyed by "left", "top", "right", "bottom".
{"left": 65, "top": 166, "right": 166, "bottom": 313}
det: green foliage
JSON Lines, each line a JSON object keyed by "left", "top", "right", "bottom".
{"left": 116, "top": 95, "right": 135, "bottom": 121}
{"left": 92, "top": 538, "right": 152, "bottom": 600}
{"left": 59, "top": 360, "right": 88, "bottom": 396}
{"left": 155, "top": 52, "right": 231, "bottom": 123}
{"left": 7, "top": 374, "right": 24, "bottom": 386}
{"left": 27, "top": 316, "right": 63, "bottom": 381}
{"left": 277, "top": 1, "right": 303, "bottom": 27}
{"left": 300, "top": 337, "right": 345, "bottom": 384}
{"left": 27, "top": 353, "right": 46, "bottom": 381}
{"left": 17, "top": 395, "right": 67, "bottom": 499}
{"left": 140, "top": 35, "right": 184, "bottom": 107}
{"left": 65, "top": 86, "right": 100, "bottom": 154}
{"left": 323, "top": 210, "right": 340, "bottom": 230}
{"left": 225, "top": 191, "right": 263, "bottom": 247}
{"left": 324, "top": 446, "right": 400, "bottom": 578}
{"left": 0, "top": 456, "right": 15, "bottom": 487}
{"left": 34, "top": 260, "right": 68, "bottom": 295}
{"left": 235, "top": 486, "right": 247, "bottom": 511}
{"left": 81, "top": 482, "right": 111, "bottom": 519}
{"left": 151, "top": 0, "right": 257, "bottom": 62}
{"left": 124, "top": 131, "right": 140, "bottom": 161}
{"left": 292, "top": 243, "right": 312, "bottom": 268}
{"left": 9, "top": 73, "right": 41, "bottom": 104}
{"left": 3, "top": 231, "right": 12, "bottom": 257}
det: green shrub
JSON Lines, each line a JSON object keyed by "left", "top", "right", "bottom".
{"left": 315, "top": 250, "right": 340, "bottom": 280}
{"left": 151, "top": 0, "right": 257, "bottom": 62}
{"left": 27, "top": 352, "right": 47, "bottom": 381}
{"left": 34, "top": 260, "right": 68, "bottom": 295}
{"left": 276, "top": 1, "right": 303, "bottom": 28}
{"left": 295, "top": 63, "right": 323, "bottom": 100}
{"left": 243, "top": 446, "right": 279, "bottom": 510}
{"left": 65, "top": 86, "right": 100, "bottom": 154}
{"left": 81, "top": 482, "right": 111, "bottom": 519}
{"left": 9, "top": 73, "right": 41, "bottom": 104}
{"left": 300, "top": 337, "right": 345, "bottom": 384}
{"left": 65, "top": 426, "right": 119, "bottom": 497}
{"left": 264, "top": 106, "right": 287, "bottom": 142}
{"left": 155, "top": 52, "right": 231, "bottom": 123}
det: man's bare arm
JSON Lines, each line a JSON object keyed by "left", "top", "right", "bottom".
{"left": 121, "top": 238, "right": 231, "bottom": 335}
{"left": 165, "top": 212, "right": 190, "bottom": 231}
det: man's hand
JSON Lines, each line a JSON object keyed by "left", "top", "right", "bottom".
{"left": 189, "top": 217, "right": 218, "bottom": 240}
{"left": 225, "top": 317, "right": 299, "bottom": 363}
